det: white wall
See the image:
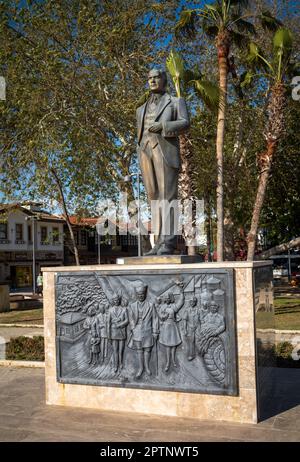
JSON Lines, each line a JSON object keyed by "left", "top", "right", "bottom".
{"left": 0, "top": 209, "right": 64, "bottom": 252}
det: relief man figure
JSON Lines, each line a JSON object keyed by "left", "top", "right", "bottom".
{"left": 128, "top": 281, "right": 159, "bottom": 378}
{"left": 136, "top": 68, "right": 190, "bottom": 255}
{"left": 96, "top": 303, "right": 109, "bottom": 362}
{"left": 157, "top": 285, "right": 184, "bottom": 371}
{"left": 183, "top": 296, "right": 201, "bottom": 361}
{"left": 107, "top": 294, "right": 128, "bottom": 373}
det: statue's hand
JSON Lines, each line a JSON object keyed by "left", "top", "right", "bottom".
{"left": 149, "top": 122, "right": 162, "bottom": 133}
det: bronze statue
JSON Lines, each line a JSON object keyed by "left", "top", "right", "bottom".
{"left": 136, "top": 68, "right": 190, "bottom": 255}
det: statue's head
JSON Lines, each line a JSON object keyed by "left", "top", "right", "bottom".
{"left": 88, "top": 306, "right": 96, "bottom": 317}
{"left": 111, "top": 293, "right": 121, "bottom": 306}
{"left": 189, "top": 296, "right": 197, "bottom": 307}
{"left": 163, "top": 293, "right": 171, "bottom": 304}
{"left": 209, "top": 302, "right": 219, "bottom": 313}
{"left": 136, "top": 281, "right": 147, "bottom": 302}
{"left": 148, "top": 68, "right": 167, "bottom": 93}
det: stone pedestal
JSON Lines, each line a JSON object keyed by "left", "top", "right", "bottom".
{"left": 43, "top": 261, "right": 274, "bottom": 424}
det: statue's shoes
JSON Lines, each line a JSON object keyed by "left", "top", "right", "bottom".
{"left": 157, "top": 245, "right": 174, "bottom": 256}
{"left": 144, "top": 245, "right": 160, "bottom": 256}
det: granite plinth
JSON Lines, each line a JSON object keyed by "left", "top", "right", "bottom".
{"left": 43, "top": 261, "right": 273, "bottom": 424}
{"left": 116, "top": 255, "right": 204, "bottom": 265}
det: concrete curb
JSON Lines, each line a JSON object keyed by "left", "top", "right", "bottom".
{"left": 0, "top": 360, "right": 44, "bottom": 368}
{"left": 0, "top": 323, "right": 44, "bottom": 328}
{"left": 257, "top": 329, "right": 300, "bottom": 334}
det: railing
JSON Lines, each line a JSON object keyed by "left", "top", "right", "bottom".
{"left": 15, "top": 240, "right": 25, "bottom": 244}
{"left": 0, "top": 239, "right": 10, "bottom": 244}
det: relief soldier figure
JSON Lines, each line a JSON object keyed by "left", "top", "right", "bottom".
{"left": 196, "top": 302, "right": 226, "bottom": 356}
{"left": 183, "top": 296, "right": 201, "bottom": 361}
{"left": 157, "top": 285, "right": 184, "bottom": 371}
{"left": 127, "top": 281, "right": 159, "bottom": 378}
{"left": 136, "top": 68, "right": 190, "bottom": 255}
{"left": 107, "top": 294, "right": 129, "bottom": 373}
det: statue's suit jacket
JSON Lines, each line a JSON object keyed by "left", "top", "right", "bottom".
{"left": 136, "top": 93, "right": 190, "bottom": 169}
{"left": 127, "top": 300, "right": 159, "bottom": 349}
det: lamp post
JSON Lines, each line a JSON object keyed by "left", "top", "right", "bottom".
{"left": 97, "top": 232, "right": 101, "bottom": 265}
{"left": 25, "top": 215, "right": 37, "bottom": 294}
{"left": 123, "top": 172, "right": 142, "bottom": 257}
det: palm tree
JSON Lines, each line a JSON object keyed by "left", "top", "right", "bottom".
{"left": 175, "top": 0, "right": 257, "bottom": 261}
{"left": 166, "top": 50, "right": 219, "bottom": 256}
{"left": 244, "top": 28, "right": 294, "bottom": 260}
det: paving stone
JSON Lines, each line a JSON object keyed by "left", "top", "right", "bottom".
{"left": 0, "top": 366, "right": 300, "bottom": 442}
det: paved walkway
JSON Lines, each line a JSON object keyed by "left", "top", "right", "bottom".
{"left": 0, "top": 366, "right": 300, "bottom": 442}
{"left": 0, "top": 326, "right": 44, "bottom": 343}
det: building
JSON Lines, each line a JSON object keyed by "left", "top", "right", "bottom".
{"left": 0, "top": 202, "right": 64, "bottom": 289}
{"left": 64, "top": 217, "right": 140, "bottom": 265}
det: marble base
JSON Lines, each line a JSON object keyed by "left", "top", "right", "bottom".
{"left": 42, "top": 261, "right": 273, "bottom": 424}
{"left": 117, "top": 255, "right": 204, "bottom": 265}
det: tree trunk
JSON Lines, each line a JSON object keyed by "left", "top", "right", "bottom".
{"left": 258, "top": 237, "right": 300, "bottom": 259}
{"left": 178, "top": 133, "right": 196, "bottom": 254}
{"left": 216, "top": 30, "right": 230, "bottom": 262}
{"left": 50, "top": 168, "right": 80, "bottom": 266}
{"left": 247, "top": 141, "right": 277, "bottom": 261}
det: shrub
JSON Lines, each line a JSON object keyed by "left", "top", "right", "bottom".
{"left": 6, "top": 336, "right": 44, "bottom": 361}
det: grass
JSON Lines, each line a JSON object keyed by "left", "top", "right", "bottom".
{"left": 6, "top": 336, "right": 44, "bottom": 361}
{"left": 274, "top": 297, "right": 300, "bottom": 330}
{"left": 0, "top": 308, "right": 43, "bottom": 325}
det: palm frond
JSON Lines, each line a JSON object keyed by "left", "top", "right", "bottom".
{"left": 259, "top": 10, "right": 282, "bottom": 32}
{"left": 231, "top": 30, "right": 250, "bottom": 49}
{"left": 202, "top": 18, "right": 219, "bottom": 38}
{"left": 175, "top": 9, "right": 198, "bottom": 40}
{"left": 240, "top": 70, "right": 255, "bottom": 87}
{"left": 193, "top": 79, "right": 219, "bottom": 111}
{"left": 166, "top": 50, "right": 184, "bottom": 97}
{"left": 273, "top": 27, "right": 293, "bottom": 52}
{"left": 232, "top": 16, "right": 256, "bottom": 35}
{"left": 273, "top": 28, "right": 293, "bottom": 81}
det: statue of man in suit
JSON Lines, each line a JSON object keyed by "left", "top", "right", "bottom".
{"left": 127, "top": 281, "right": 159, "bottom": 378}
{"left": 136, "top": 68, "right": 190, "bottom": 255}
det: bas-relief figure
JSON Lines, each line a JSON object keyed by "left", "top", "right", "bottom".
{"left": 136, "top": 69, "right": 190, "bottom": 255}
{"left": 55, "top": 269, "right": 237, "bottom": 396}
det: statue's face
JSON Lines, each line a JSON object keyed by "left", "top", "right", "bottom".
{"left": 112, "top": 296, "right": 120, "bottom": 306}
{"left": 210, "top": 303, "right": 218, "bottom": 313}
{"left": 148, "top": 70, "right": 165, "bottom": 93}
{"left": 190, "top": 298, "right": 197, "bottom": 307}
{"left": 136, "top": 289, "right": 146, "bottom": 302}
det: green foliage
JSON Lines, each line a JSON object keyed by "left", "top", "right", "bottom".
{"left": 6, "top": 336, "right": 45, "bottom": 361}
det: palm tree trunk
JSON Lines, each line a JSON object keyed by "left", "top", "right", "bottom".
{"left": 178, "top": 133, "right": 196, "bottom": 255}
{"left": 216, "top": 30, "right": 230, "bottom": 262}
{"left": 247, "top": 82, "right": 286, "bottom": 261}
{"left": 247, "top": 141, "right": 277, "bottom": 261}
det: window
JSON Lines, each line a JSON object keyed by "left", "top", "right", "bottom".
{"left": 41, "top": 226, "right": 47, "bottom": 243}
{"left": 80, "top": 230, "right": 87, "bottom": 246}
{"left": 74, "top": 230, "right": 79, "bottom": 245}
{"left": 52, "top": 227, "right": 59, "bottom": 243}
{"left": 0, "top": 223, "right": 8, "bottom": 240}
{"left": 15, "top": 223, "right": 23, "bottom": 241}
{"left": 28, "top": 225, "right": 32, "bottom": 242}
